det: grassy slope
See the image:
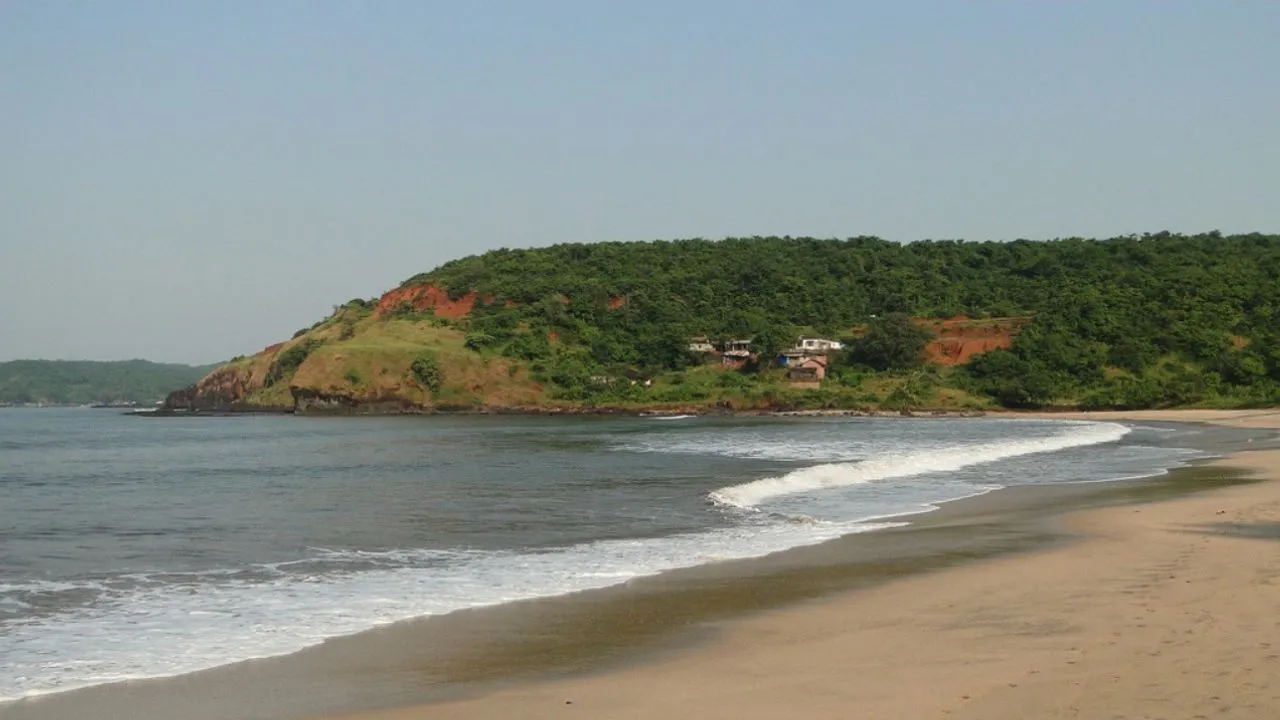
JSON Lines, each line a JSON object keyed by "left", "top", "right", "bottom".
{"left": 233, "top": 308, "right": 545, "bottom": 411}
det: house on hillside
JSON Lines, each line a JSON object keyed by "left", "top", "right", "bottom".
{"left": 778, "top": 337, "right": 843, "bottom": 367}
{"left": 788, "top": 355, "right": 828, "bottom": 389}
{"left": 688, "top": 336, "right": 715, "bottom": 354}
{"left": 721, "top": 339, "right": 754, "bottom": 368}
{"left": 797, "top": 337, "right": 843, "bottom": 352}
{"left": 777, "top": 348, "right": 809, "bottom": 366}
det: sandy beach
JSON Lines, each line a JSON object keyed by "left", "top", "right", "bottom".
{"left": 4, "top": 410, "right": 1277, "bottom": 720}
{"left": 321, "top": 410, "right": 1280, "bottom": 720}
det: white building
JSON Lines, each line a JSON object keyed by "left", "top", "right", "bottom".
{"left": 688, "top": 336, "right": 715, "bottom": 353}
{"left": 796, "top": 337, "right": 843, "bottom": 352}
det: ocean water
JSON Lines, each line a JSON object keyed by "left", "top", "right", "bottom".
{"left": 0, "top": 409, "right": 1239, "bottom": 701}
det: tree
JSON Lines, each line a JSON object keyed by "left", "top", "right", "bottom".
{"left": 749, "top": 324, "right": 794, "bottom": 368}
{"left": 1216, "top": 349, "right": 1267, "bottom": 386}
{"left": 961, "top": 349, "right": 1057, "bottom": 408}
{"left": 848, "top": 313, "right": 932, "bottom": 371}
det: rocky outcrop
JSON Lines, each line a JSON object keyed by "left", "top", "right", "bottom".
{"left": 290, "top": 387, "right": 423, "bottom": 415}
{"left": 162, "top": 364, "right": 279, "bottom": 412}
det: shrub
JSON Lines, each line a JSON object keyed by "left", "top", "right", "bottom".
{"left": 717, "top": 370, "right": 752, "bottom": 389}
{"left": 410, "top": 352, "right": 444, "bottom": 393}
{"left": 265, "top": 339, "right": 321, "bottom": 387}
{"left": 881, "top": 375, "right": 933, "bottom": 411}
{"left": 465, "top": 331, "right": 499, "bottom": 352}
{"left": 547, "top": 352, "right": 591, "bottom": 389}
{"left": 832, "top": 368, "right": 863, "bottom": 388}
{"left": 387, "top": 301, "right": 418, "bottom": 318}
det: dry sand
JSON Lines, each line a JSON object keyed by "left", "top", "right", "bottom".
{"left": 326, "top": 410, "right": 1280, "bottom": 720}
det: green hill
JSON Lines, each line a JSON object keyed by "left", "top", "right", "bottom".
{"left": 0, "top": 360, "right": 219, "bottom": 406}
{"left": 166, "top": 232, "right": 1280, "bottom": 414}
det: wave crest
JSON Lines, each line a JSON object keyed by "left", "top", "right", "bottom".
{"left": 709, "top": 421, "right": 1129, "bottom": 509}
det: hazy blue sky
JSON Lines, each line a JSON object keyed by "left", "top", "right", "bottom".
{"left": 2, "top": 2, "right": 1277, "bottom": 363}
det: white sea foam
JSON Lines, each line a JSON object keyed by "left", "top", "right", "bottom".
{"left": 1, "top": 418, "right": 1171, "bottom": 704}
{"left": 708, "top": 421, "right": 1130, "bottom": 509}
{"left": 0, "top": 517, "right": 897, "bottom": 702}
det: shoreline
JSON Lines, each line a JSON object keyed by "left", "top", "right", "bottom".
{"left": 328, "top": 409, "right": 1280, "bottom": 720}
{"left": 137, "top": 401, "right": 1280, "bottom": 421}
{"left": 139, "top": 405, "right": 987, "bottom": 418}
{"left": 5, "top": 410, "right": 1276, "bottom": 719}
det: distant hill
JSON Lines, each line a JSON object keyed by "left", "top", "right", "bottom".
{"left": 165, "top": 232, "right": 1280, "bottom": 414}
{"left": 0, "top": 360, "right": 219, "bottom": 406}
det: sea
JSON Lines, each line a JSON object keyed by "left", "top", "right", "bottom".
{"left": 0, "top": 408, "right": 1257, "bottom": 703}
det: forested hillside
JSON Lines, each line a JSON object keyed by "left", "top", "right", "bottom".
{"left": 169, "top": 232, "right": 1280, "bottom": 413}
{"left": 407, "top": 232, "right": 1280, "bottom": 409}
{"left": 0, "top": 360, "right": 218, "bottom": 406}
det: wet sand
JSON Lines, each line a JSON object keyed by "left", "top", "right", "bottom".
{"left": 4, "top": 410, "right": 1278, "bottom": 720}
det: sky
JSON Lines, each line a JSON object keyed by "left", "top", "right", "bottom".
{"left": 2, "top": 2, "right": 1277, "bottom": 364}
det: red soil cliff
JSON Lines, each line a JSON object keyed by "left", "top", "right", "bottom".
{"left": 374, "top": 285, "right": 480, "bottom": 320}
{"left": 922, "top": 316, "right": 1029, "bottom": 366}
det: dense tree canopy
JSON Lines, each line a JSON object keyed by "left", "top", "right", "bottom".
{"left": 394, "top": 232, "right": 1280, "bottom": 409}
{"left": 0, "top": 360, "right": 218, "bottom": 405}
{"left": 847, "top": 313, "right": 933, "bottom": 371}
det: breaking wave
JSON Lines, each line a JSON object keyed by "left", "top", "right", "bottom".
{"left": 709, "top": 421, "right": 1130, "bottom": 509}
